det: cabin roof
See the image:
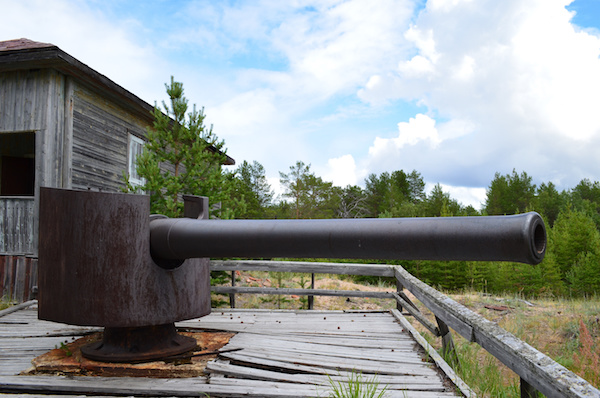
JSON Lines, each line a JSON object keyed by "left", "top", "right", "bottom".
{"left": 0, "top": 38, "right": 55, "bottom": 51}
{"left": 0, "top": 38, "right": 235, "bottom": 165}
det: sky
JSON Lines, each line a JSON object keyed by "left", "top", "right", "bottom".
{"left": 2, "top": 0, "right": 600, "bottom": 209}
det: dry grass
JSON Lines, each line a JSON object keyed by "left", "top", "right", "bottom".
{"left": 573, "top": 318, "right": 600, "bottom": 387}
{"left": 408, "top": 291, "right": 600, "bottom": 396}
{"left": 213, "top": 271, "right": 600, "bottom": 395}
{"left": 213, "top": 271, "right": 396, "bottom": 311}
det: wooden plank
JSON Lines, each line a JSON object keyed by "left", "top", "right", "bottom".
{"left": 0, "top": 256, "right": 14, "bottom": 300}
{"left": 186, "top": 322, "right": 405, "bottom": 338}
{"left": 393, "top": 265, "right": 600, "bottom": 398}
{"left": 207, "top": 360, "right": 447, "bottom": 388}
{"left": 220, "top": 332, "right": 412, "bottom": 349}
{"left": 228, "top": 332, "right": 417, "bottom": 351}
{"left": 211, "top": 259, "right": 395, "bottom": 277}
{"left": 393, "top": 292, "right": 440, "bottom": 336}
{"left": 0, "top": 300, "right": 36, "bottom": 318}
{"left": 220, "top": 350, "right": 438, "bottom": 377}
{"left": 212, "top": 286, "right": 394, "bottom": 299}
{"left": 209, "top": 378, "right": 460, "bottom": 398}
{"left": 221, "top": 341, "right": 428, "bottom": 368}
{"left": 13, "top": 257, "right": 25, "bottom": 301}
{"left": 223, "top": 341, "right": 425, "bottom": 365}
{"left": 209, "top": 378, "right": 458, "bottom": 398}
{"left": 226, "top": 334, "right": 420, "bottom": 357}
{"left": 0, "top": 374, "right": 319, "bottom": 398}
{"left": 62, "top": 76, "right": 74, "bottom": 190}
{"left": 192, "top": 310, "right": 399, "bottom": 326}
{"left": 186, "top": 311, "right": 407, "bottom": 338}
{"left": 0, "top": 374, "right": 460, "bottom": 398}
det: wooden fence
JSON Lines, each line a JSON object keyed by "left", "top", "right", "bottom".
{"left": 0, "top": 254, "right": 37, "bottom": 302}
{"left": 211, "top": 260, "right": 600, "bottom": 398}
{"left": 0, "top": 197, "right": 35, "bottom": 255}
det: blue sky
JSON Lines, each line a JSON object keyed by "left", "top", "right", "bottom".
{"left": 3, "top": 0, "right": 600, "bottom": 209}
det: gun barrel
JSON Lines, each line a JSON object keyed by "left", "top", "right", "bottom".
{"left": 150, "top": 212, "right": 546, "bottom": 266}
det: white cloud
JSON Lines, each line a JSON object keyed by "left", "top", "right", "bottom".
{"left": 360, "top": 0, "right": 600, "bottom": 191}
{"left": 433, "top": 183, "right": 487, "bottom": 210}
{"left": 399, "top": 55, "right": 436, "bottom": 78}
{"left": 368, "top": 114, "right": 441, "bottom": 160}
{"left": 0, "top": 0, "right": 167, "bottom": 104}
{"left": 206, "top": 89, "right": 281, "bottom": 136}
{"left": 324, "top": 154, "right": 358, "bottom": 187}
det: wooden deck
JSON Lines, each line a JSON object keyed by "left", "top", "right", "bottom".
{"left": 0, "top": 303, "right": 471, "bottom": 397}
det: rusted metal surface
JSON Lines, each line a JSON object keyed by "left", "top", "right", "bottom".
{"left": 27, "top": 330, "right": 236, "bottom": 378}
{"left": 150, "top": 212, "right": 546, "bottom": 266}
{"left": 38, "top": 188, "right": 211, "bottom": 328}
{"left": 80, "top": 324, "right": 198, "bottom": 363}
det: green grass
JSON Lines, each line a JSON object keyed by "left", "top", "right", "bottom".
{"left": 324, "top": 371, "right": 388, "bottom": 398}
{"left": 0, "top": 298, "right": 13, "bottom": 311}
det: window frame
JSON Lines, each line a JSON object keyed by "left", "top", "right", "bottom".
{"left": 128, "top": 133, "right": 146, "bottom": 188}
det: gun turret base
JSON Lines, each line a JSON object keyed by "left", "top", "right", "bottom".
{"left": 80, "top": 323, "right": 197, "bottom": 363}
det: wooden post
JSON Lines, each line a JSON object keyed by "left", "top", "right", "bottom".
{"left": 520, "top": 377, "right": 538, "bottom": 398}
{"left": 396, "top": 279, "right": 404, "bottom": 312}
{"left": 308, "top": 273, "right": 315, "bottom": 310}
{"left": 229, "top": 270, "right": 236, "bottom": 309}
{"left": 435, "top": 316, "right": 460, "bottom": 369}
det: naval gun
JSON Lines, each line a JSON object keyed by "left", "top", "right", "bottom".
{"left": 37, "top": 187, "right": 546, "bottom": 362}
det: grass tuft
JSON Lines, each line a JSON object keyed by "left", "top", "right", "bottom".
{"left": 326, "top": 371, "right": 388, "bottom": 398}
{"left": 0, "top": 298, "right": 13, "bottom": 311}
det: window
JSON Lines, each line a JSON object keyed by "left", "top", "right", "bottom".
{"left": 128, "top": 134, "right": 145, "bottom": 188}
{"left": 0, "top": 132, "right": 35, "bottom": 196}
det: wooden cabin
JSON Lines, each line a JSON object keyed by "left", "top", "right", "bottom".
{"left": 0, "top": 38, "right": 233, "bottom": 301}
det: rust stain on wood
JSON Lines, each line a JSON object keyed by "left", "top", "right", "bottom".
{"left": 24, "top": 330, "right": 236, "bottom": 378}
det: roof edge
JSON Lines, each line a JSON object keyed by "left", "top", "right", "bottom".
{"left": 0, "top": 38, "right": 235, "bottom": 166}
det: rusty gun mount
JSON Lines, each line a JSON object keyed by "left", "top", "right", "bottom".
{"left": 38, "top": 187, "right": 546, "bottom": 363}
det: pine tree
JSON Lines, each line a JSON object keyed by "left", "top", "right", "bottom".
{"left": 126, "top": 77, "right": 231, "bottom": 218}
{"left": 551, "top": 208, "right": 600, "bottom": 280}
{"left": 230, "top": 160, "right": 274, "bottom": 219}
{"left": 279, "top": 161, "right": 338, "bottom": 219}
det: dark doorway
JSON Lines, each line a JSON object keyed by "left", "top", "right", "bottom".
{"left": 0, "top": 132, "right": 35, "bottom": 196}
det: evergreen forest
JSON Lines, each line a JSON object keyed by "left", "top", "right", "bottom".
{"left": 130, "top": 78, "right": 600, "bottom": 299}
{"left": 226, "top": 163, "right": 600, "bottom": 298}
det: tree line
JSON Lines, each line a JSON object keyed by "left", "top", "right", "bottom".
{"left": 229, "top": 162, "right": 600, "bottom": 298}
{"left": 128, "top": 78, "right": 600, "bottom": 298}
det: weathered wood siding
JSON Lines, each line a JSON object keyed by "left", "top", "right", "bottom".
{"left": 71, "top": 87, "right": 148, "bottom": 192}
{"left": 0, "top": 69, "right": 72, "bottom": 255}
{"left": 0, "top": 70, "right": 46, "bottom": 133}
{"left": 0, "top": 255, "right": 37, "bottom": 302}
{"left": 0, "top": 198, "right": 34, "bottom": 254}
{"left": 0, "top": 69, "right": 70, "bottom": 190}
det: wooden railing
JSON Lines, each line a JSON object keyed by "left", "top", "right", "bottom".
{"left": 211, "top": 260, "right": 600, "bottom": 398}
{"left": 0, "top": 197, "right": 35, "bottom": 255}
